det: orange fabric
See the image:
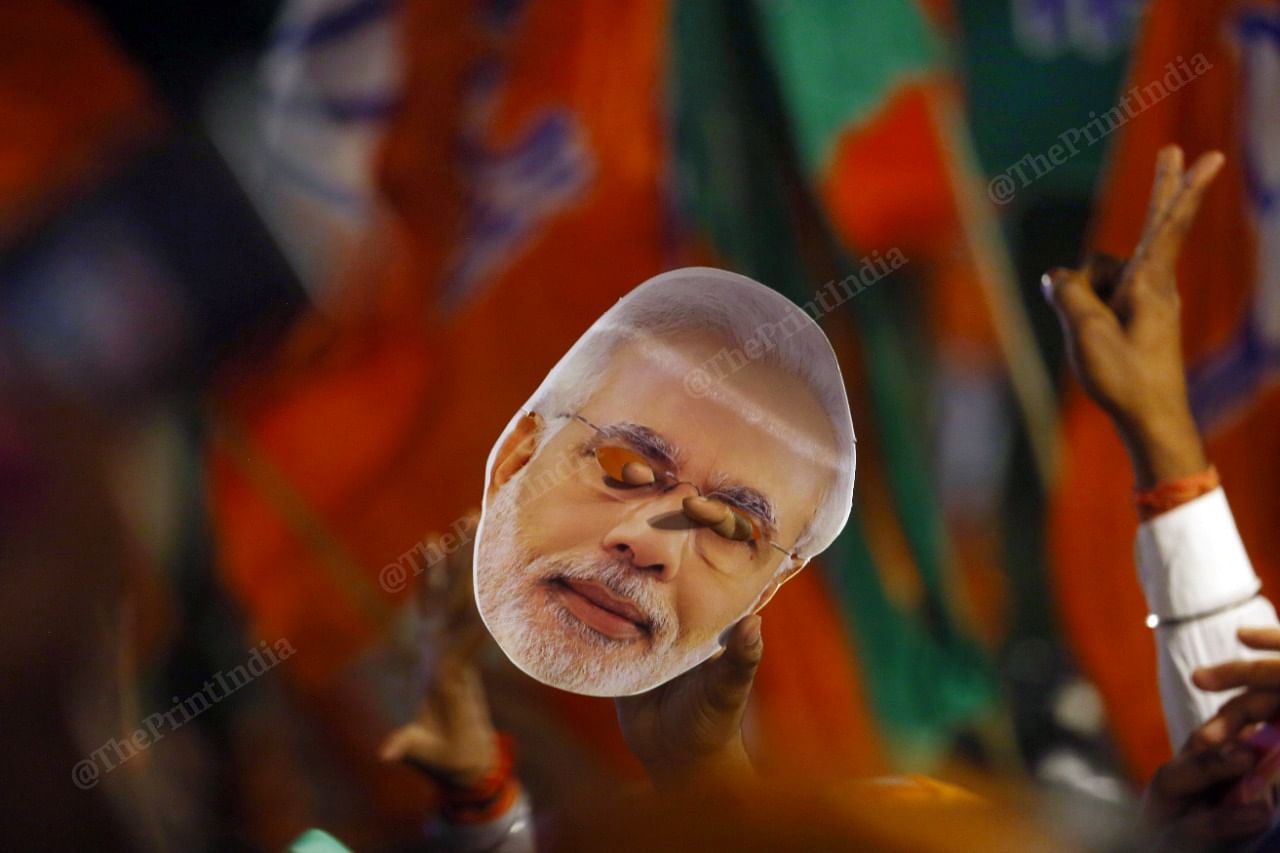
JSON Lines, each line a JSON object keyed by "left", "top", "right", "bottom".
{"left": 210, "top": 0, "right": 674, "bottom": 687}
{"left": 849, "top": 773, "right": 985, "bottom": 806}
{"left": 822, "top": 81, "right": 1000, "bottom": 359}
{"left": 559, "top": 773, "right": 1060, "bottom": 852}
{"left": 208, "top": 0, "right": 884, "bottom": 843}
{"left": 751, "top": 565, "right": 887, "bottom": 778}
{"left": 1051, "top": 0, "right": 1280, "bottom": 780}
{"left": 209, "top": 1, "right": 673, "bottom": 841}
{"left": 0, "top": 0, "right": 156, "bottom": 240}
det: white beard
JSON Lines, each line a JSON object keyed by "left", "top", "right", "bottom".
{"left": 474, "top": 463, "right": 721, "bottom": 697}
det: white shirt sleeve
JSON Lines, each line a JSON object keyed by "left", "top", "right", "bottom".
{"left": 1136, "top": 487, "right": 1279, "bottom": 751}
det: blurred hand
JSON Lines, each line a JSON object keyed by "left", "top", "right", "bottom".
{"left": 1142, "top": 627, "right": 1280, "bottom": 848}
{"left": 1144, "top": 735, "right": 1268, "bottom": 847}
{"left": 1190, "top": 627, "right": 1280, "bottom": 748}
{"left": 379, "top": 514, "right": 500, "bottom": 788}
{"left": 615, "top": 614, "right": 762, "bottom": 786}
{"left": 1044, "top": 145, "right": 1224, "bottom": 488}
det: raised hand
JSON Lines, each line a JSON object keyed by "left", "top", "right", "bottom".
{"left": 1142, "top": 626, "right": 1280, "bottom": 847}
{"left": 378, "top": 514, "right": 500, "bottom": 788}
{"left": 1190, "top": 628, "right": 1280, "bottom": 749}
{"left": 615, "top": 614, "right": 763, "bottom": 786}
{"left": 1043, "top": 145, "right": 1224, "bottom": 488}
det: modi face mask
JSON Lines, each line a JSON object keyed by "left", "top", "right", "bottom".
{"left": 473, "top": 267, "right": 856, "bottom": 696}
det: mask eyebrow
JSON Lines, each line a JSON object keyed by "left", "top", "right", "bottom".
{"left": 703, "top": 478, "right": 778, "bottom": 537}
{"left": 585, "top": 421, "right": 681, "bottom": 474}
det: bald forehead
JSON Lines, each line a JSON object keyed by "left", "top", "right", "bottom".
{"left": 590, "top": 334, "right": 841, "bottom": 464}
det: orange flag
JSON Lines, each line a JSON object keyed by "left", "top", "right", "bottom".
{"left": 209, "top": 0, "right": 883, "bottom": 842}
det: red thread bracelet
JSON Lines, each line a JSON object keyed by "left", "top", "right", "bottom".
{"left": 1135, "top": 465, "right": 1220, "bottom": 521}
{"left": 440, "top": 733, "right": 519, "bottom": 825}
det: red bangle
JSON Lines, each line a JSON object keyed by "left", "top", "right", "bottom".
{"left": 1135, "top": 465, "right": 1220, "bottom": 520}
{"left": 439, "top": 733, "right": 519, "bottom": 825}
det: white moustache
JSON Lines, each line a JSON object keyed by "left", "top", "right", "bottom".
{"left": 536, "top": 555, "right": 674, "bottom": 641}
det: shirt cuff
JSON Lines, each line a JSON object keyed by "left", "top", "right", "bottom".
{"left": 1136, "top": 487, "right": 1259, "bottom": 621}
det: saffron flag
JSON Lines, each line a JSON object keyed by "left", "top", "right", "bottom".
{"left": 208, "top": 0, "right": 887, "bottom": 844}
{"left": 1050, "top": 0, "right": 1280, "bottom": 779}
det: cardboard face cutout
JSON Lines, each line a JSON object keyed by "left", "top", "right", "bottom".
{"left": 474, "top": 267, "right": 856, "bottom": 696}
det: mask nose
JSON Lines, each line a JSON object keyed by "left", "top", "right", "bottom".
{"left": 600, "top": 494, "right": 691, "bottom": 581}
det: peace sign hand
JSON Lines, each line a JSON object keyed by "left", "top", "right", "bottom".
{"left": 1044, "top": 145, "right": 1224, "bottom": 488}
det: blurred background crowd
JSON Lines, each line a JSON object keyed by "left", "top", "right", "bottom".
{"left": 1, "top": 0, "right": 1277, "bottom": 849}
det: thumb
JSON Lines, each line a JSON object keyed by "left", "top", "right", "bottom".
{"left": 378, "top": 726, "right": 440, "bottom": 763}
{"left": 701, "top": 615, "right": 763, "bottom": 715}
{"left": 1042, "top": 266, "right": 1116, "bottom": 333}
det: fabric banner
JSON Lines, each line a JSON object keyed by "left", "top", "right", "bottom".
{"left": 673, "top": 0, "right": 1000, "bottom": 764}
